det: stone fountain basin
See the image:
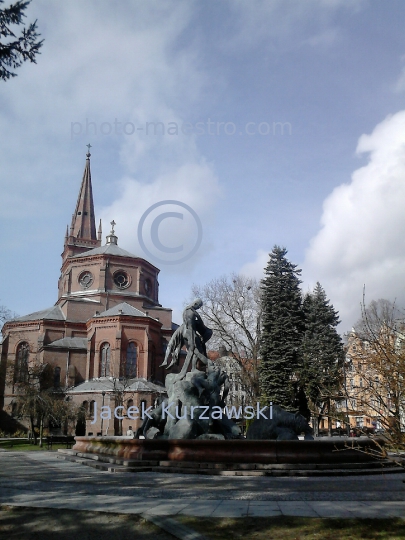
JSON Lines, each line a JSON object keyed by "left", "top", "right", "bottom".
{"left": 73, "top": 436, "right": 384, "bottom": 464}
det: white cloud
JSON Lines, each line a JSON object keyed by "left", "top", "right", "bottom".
{"left": 239, "top": 250, "right": 269, "bottom": 280}
{"left": 303, "top": 110, "right": 405, "bottom": 331}
{"left": 0, "top": 0, "right": 203, "bottom": 212}
{"left": 99, "top": 159, "right": 221, "bottom": 269}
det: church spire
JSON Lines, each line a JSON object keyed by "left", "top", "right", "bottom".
{"left": 70, "top": 144, "right": 97, "bottom": 242}
{"left": 62, "top": 146, "right": 101, "bottom": 262}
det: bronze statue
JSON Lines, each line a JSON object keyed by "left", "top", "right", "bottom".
{"left": 160, "top": 298, "right": 212, "bottom": 380}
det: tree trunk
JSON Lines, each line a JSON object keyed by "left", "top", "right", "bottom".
{"left": 316, "top": 414, "right": 322, "bottom": 437}
{"left": 346, "top": 416, "right": 350, "bottom": 436}
{"left": 327, "top": 399, "right": 332, "bottom": 437}
{"left": 39, "top": 417, "right": 44, "bottom": 448}
{"left": 312, "top": 415, "right": 318, "bottom": 437}
{"left": 30, "top": 416, "right": 37, "bottom": 445}
{"left": 392, "top": 403, "right": 402, "bottom": 443}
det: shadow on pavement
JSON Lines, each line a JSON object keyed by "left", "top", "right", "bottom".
{"left": 0, "top": 506, "right": 174, "bottom": 540}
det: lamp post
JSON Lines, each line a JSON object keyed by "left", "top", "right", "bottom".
{"left": 100, "top": 391, "right": 106, "bottom": 436}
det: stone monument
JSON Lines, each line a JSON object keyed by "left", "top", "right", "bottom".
{"left": 246, "top": 405, "right": 313, "bottom": 440}
{"left": 68, "top": 298, "right": 388, "bottom": 475}
{"left": 136, "top": 298, "right": 241, "bottom": 439}
{"left": 136, "top": 297, "right": 314, "bottom": 441}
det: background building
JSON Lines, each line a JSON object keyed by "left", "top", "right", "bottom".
{"left": 341, "top": 324, "right": 405, "bottom": 434}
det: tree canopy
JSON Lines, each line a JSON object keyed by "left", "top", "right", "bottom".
{"left": 0, "top": 0, "right": 43, "bottom": 81}
{"left": 259, "top": 246, "right": 304, "bottom": 410}
{"left": 302, "top": 282, "right": 344, "bottom": 432}
{"left": 0, "top": 301, "right": 16, "bottom": 324}
{"left": 191, "top": 273, "right": 261, "bottom": 401}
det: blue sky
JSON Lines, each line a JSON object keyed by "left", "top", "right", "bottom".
{"left": 1, "top": 0, "right": 405, "bottom": 332}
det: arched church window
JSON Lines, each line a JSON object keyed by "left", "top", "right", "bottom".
{"left": 89, "top": 401, "right": 95, "bottom": 416}
{"left": 15, "top": 342, "right": 29, "bottom": 383}
{"left": 100, "top": 343, "right": 111, "bottom": 377}
{"left": 127, "top": 399, "right": 134, "bottom": 411}
{"left": 125, "top": 342, "right": 137, "bottom": 377}
{"left": 54, "top": 367, "right": 61, "bottom": 388}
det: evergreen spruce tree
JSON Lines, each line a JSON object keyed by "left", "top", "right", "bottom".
{"left": 0, "top": 0, "right": 43, "bottom": 81}
{"left": 301, "top": 282, "right": 344, "bottom": 433}
{"left": 259, "top": 246, "right": 304, "bottom": 411}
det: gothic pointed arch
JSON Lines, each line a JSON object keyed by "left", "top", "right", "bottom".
{"left": 125, "top": 341, "right": 138, "bottom": 378}
{"left": 15, "top": 342, "right": 29, "bottom": 383}
{"left": 99, "top": 342, "right": 111, "bottom": 377}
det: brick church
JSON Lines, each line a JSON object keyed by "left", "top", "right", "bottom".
{"left": 0, "top": 149, "right": 177, "bottom": 436}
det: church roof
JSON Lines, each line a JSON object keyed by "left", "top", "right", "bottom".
{"left": 68, "top": 377, "right": 166, "bottom": 394}
{"left": 74, "top": 242, "right": 137, "bottom": 258}
{"left": 98, "top": 302, "right": 146, "bottom": 318}
{"left": 46, "top": 337, "right": 87, "bottom": 350}
{"left": 10, "top": 305, "right": 66, "bottom": 323}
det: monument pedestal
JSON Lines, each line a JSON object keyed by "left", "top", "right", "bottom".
{"left": 63, "top": 436, "right": 399, "bottom": 476}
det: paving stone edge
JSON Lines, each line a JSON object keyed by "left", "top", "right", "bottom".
{"left": 140, "top": 513, "right": 208, "bottom": 540}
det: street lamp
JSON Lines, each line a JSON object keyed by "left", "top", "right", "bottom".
{"left": 100, "top": 391, "right": 106, "bottom": 436}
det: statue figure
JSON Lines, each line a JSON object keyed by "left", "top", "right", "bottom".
{"left": 160, "top": 298, "right": 213, "bottom": 381}
{"left": 246, "top": 405, "right": 314, "bottom": 441}
{"left": 135, "top": 359, "right": 241, "bottom": 440}
{"left": 134, "top": 396, "right": 167, "bottom": 439}
{"left": 135, "top": 291, "right": 314, "bottom": 442}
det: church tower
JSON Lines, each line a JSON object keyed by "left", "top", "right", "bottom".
{"left": 62, "top": 145, "right": 101, "bottom": 262}
{"left": 1, "top": 147, "right": 175, "bottom": 437}
{"left": 57, "top": 147, "right": 168, "bottom": 325}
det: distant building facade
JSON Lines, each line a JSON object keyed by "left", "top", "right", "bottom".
{"left": 339, "top": 327, "right": 405, "bottom": 433}
{"left": 0, "top": 150, "right": 177, "bottom": 436}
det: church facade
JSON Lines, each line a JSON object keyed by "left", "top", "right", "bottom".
{"left": 0, "top": 150, "right": 177, "bottom": 436}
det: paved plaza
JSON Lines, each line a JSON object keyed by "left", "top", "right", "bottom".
{"left": 0, "top": 451, "right": 405, "bottom": 519}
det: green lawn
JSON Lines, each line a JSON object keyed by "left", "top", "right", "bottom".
{"left": 178, "top": 516, "right": 405, "bottom": 539}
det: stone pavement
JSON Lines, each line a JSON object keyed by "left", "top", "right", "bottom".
{"left": 1, "top": 451, "right": 405, "bottom": 519}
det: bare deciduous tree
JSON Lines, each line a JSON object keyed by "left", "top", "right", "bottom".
{"left": 191, "top": 273, "right": 261, "bottom": 401}
{"left": 346, "top": 295, "right": 405, "bottom": 448}
{"left": 11, "top": 362, "right": 78, "bottom": 445}
{"left": 0, "top": 302, "right": 15, "bottom": 324}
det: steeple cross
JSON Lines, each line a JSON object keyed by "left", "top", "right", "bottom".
{"left": 86, "top": 143, "right": 92, "bottom": 152}
{"left": 110, "top": 220, "right": 116, "bottom": 234}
